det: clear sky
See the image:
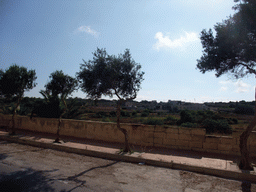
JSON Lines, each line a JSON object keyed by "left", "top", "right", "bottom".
{"left": 1, "top": 0, "right": 255, "bottom": 103}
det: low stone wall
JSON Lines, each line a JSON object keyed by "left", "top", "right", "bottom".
{"left": 1, "top": 114, "right": 256, "bottom": 156}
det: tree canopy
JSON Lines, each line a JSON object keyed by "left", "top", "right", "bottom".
{"left": 197, "top": 0, "right": 256, "bottom": 78}
{"left": 0, "top": 64, "right": 37, "bottom": 135}
{"left": 44, "top": 70, "right": 78, "bottom": 103}
{"left": 0, "top": 64, "right": 37, "bottom": 99}
{"left": 77, "top": 48, "right": 144, "bottom": 101}
{"left": 41, "top": 70, "right": 78, "bottom": 142}
{"left": 197, "top": 0, "right": 256, "bottom": 170}
{"left": 77, "top": 48, "right": 144, "bottom": 152}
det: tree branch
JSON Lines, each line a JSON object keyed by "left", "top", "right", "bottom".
{"left": 240, "top": 62, "right": 256, "bottom": 75}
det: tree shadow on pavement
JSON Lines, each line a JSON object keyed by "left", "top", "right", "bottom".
{"left": 59, "top": 161, "right": 119, "bottom": 192}
{"left": 0, "top": 153, "right": 8, "bottom": 160}
{"left": 0, "top": 168, "right": 58, "bottom": 192}
{"left": 242, "top": 180, "right": 253, "bottom": 192}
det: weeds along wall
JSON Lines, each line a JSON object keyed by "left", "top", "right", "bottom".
{"left": 0, "top": 114, "right": 256, "bottom": 156}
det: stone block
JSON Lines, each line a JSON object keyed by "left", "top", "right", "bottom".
{"left": 220, "top": 137, "right": 236, "bottom": 145}
{"left": 178, "top": 134, "right": 191, "bottom": 141}
{"left": 218, "top": 144, "right": 232, "bottom": 151}
{"left": 163, "top": 138, "right": 176, "bottom": 146}
{"left": 154, "top": 126, "right": 166, "bottom": 132}
{"left": 142, "top": 137, "right": 154, "bottom": 144}
{"left": 191, "top": 128, "right": 206, "bottom": 136}
{"left": 203, "top": 142, "right": 218, "bottom": 150}
{"left": 205, "top": 136, "right": 220, "bottom": 143}
{"left": 166, "top": 127, "right": 179, "bottom": 134}
{"left": 179, "top": 128, "right": 191, "bottom": 135}
{"left": 176, "top": 140, "right": 190, "bottom": 148}
{"left": 232, "top": 130, "right": 243, "bottom": 138}
{"left": 145, "top": 132, "right": 154, "bottom": 138}
{"left": 189, "top": 141, "right": 203, "bottom": 149}
{"left": 232, "top": 145, "right": 240, "bottom": 153}
{"left": 153, "top": 137, "right": 163, "bottom": 145}
{"left": 191, "top": 135, "right": 205, "bottom": 142}
{"left": 166, "top": 133, "right": 179, "bottom": 140}
{"left": 249, "top": 144, "right": 256, "bottom": 153}
{"left": 154, "top": 132, "right": 165, "bottom": 138}
{"left": 144, "top": 126, "right": 154, "bottom": 132}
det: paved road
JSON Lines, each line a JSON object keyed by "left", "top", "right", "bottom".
{"left": 0, "top": 141, "right": 255, "bottom": 192}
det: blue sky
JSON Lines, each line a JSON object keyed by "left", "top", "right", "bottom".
{"left": 1, "top": 0, "right": 255, "bottom": 103}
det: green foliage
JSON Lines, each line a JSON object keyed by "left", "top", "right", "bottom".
{"left": 44, "top": 70, "right": 78, "bottom": 102}
{"left": 102, "top": 117, "right": 111, "bottom": 122}
{"left": 143, "top": 117, "right": 164, "bottom": 125}
{"left": 1, "top": 103, "right": 15, "bottom": 115}
{"left": 169, "top": 106, "right": 179, "bottom": 113}
{"left": 141, "top": 109, "right": 150, "bottom": 117}
{"left": 109, "top": 111, "right": 117, "bottom": 117}
{"left": 77, "top": 48, "right": 144, "bottom": 101}
{"left": 16, "top": 103, "right": 30, "bottom": 116}
{"left": 197, "top": 0, "right": 256, "bottom": 78}
{"left": 234, "top": 104, "right": 254, "bottom": 115}
{"left": 0, "top": 64, "right": 37, "bottom": 99}
{"left": 180, "top": 122, "right": 198, "bottom": 128}
{"left": 228, "top": 118, "right": 238, "bottom": 124}
{"left": 40, "top": 70, "right": 78, "bottom": 118}
{"left": 178, "top": 110, "right": 195, "bottom": 124}
{"left": 30, "top": 97, "right": 61, "bottom": 118}
{"left": 164, "top": 115, "right": 177, "bottom": 125}
{"left": 132, "top": 111, "right": 137, "bottom": 117}
{"left": 202, "top": 119, "right": 232, "bottom": 134}
{"left": 62, "top": 98, "right": 83, "bottom": 119}
{"left": 93, "top": 111, "right": 107, "bottom": 118}
{"left": 121, "top": 110, "right": 131, "bottom": 117}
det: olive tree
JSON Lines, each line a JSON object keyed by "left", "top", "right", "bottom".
{"left": 0, "top": 64, "right": 37, "bottom": 135}
{"left": 197, "top": 0, "right": 256, "bottom": 169}
{"left": 77, "top": 48, "right": 144, "bottom": 152}
{"left": 42, "top": 70, "right": 78, "bottom": 143}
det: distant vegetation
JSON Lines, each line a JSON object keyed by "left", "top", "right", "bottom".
{"left": 1, "top": 96, "right": 254, "bottom": 135}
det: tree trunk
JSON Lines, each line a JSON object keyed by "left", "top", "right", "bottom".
{"left": 116, "top": 100, "right": 131, "bottom": 153}
{"left": 239, "top": 114, "right": 256, "bottom": 170}
{"left": 10, "top": 97, "right": 21, "bottom": 135}
{"left": 54, "top": 117, "right": 61, "bottom": 143}
{"left": 54, "top": 98, "right": 67, "bottom": 143}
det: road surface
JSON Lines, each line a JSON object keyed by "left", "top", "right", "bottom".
{"left": 0, "top": 140, "right": 255, "bottom": 192}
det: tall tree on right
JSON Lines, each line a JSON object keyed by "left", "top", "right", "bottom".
{"left": 197, "top": 0, "right": 256, "bottom": 170}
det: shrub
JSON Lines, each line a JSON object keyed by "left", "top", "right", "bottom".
{"left": 180, "top": 122, "right": 197, "bottom": 128}
{"left": 132, "top": 111, "right": 137, "bottom": 117}
{"left": 164, "top": 115, "right": 177, "bottom": 125}
{"left": 143, "top": 117, "right": 164, "bottom": 125}
{"left": 109, "top": 111, "right": 116, "bottom": 117}
{"left": 228, "top": 118, "right": 238, "bottom": 124}
{"left": 178, "top": 110, "right": 194, "bottom": 124}
{"left": 93, "top": 111, "right": 107, "bottom": 118}
{"left": 202, "top": 118, "right": 232, "bottom": 134}
{"left": 121, "top": 110, "right": 131, "bottom": 117}
{"left": 235, "top": 105, "right": 254, "bottom": 115}
{"left": 102, "top": 117, "right": 111, "bottom": 122}
{"left": 141, "top": 110, "right": 150, "bottom": 117}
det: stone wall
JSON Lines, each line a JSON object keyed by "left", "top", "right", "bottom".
{"left": 0, "top": 114, "right": 255, "bottom": 156}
